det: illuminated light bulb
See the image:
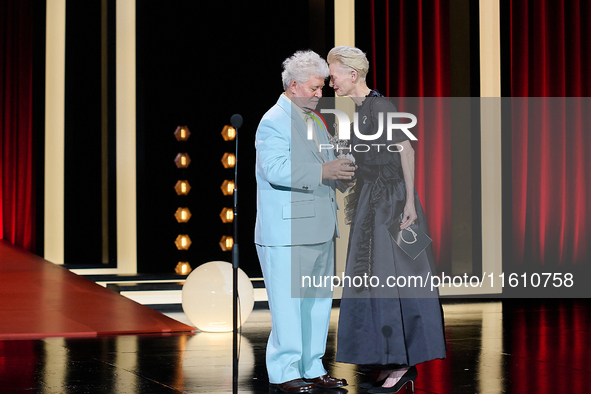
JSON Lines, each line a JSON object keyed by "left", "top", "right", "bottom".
{"left": 175, "top": 153, "right": 191, "bottom": 168}
{"left": 220, "top": 180, "right": 235, "bottom": 196}
{"left": 221, "top": 125, "right": 236, "bottom": 141}
{"left": 219, "top": 236, "right": 233, "bottom": 251}
{"left": 175, "top": 234, "right": 192, "bottom": 250}
{"left": 174, "top": 207, "right": 191, "bottom": 223}
{"left": 175, "top": 180, "right": 191, "bottom": 196}
{"left": 174, "top": 126, "right": 191, "bottom": 141}
{"left": 221, "top": 153, "right": 236, "bottom": 168}
{"left": 220, "top": 208, "right": 234, "bottom": 223}
{"left": 175, "top": 261, "right": 192, "bottom": 275}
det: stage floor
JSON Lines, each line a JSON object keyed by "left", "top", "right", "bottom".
{"left": 1, "top": 299, "right": 590, "bottom": 393}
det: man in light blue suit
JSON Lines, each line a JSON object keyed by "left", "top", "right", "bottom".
{"left": 255, "top": 50, "right": 355, "bottom": 393}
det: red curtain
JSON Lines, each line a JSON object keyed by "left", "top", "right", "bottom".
{"left": 511, "top": 0, "right": 591, "bottom": 267}
{"left": 509, "top": 303, "right": 591, "bottom": 393}
{"left": 0, "top": 0, "right": 36, "bottom": 251}
{"left": 367, "top": 0, "right": 451, "bottom": 270}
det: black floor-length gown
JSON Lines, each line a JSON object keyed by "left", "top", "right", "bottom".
{"left": 336, "top": 91, "right": 446, "bottom": 367}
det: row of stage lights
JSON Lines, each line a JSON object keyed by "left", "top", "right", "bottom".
{"left": 171, "top": 125, "right": 237, "bottom": 275}
{"left": 219, "top": 125, "right": 237, "bottom": 251}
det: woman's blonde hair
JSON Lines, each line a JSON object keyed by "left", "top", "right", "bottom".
{"left": 327, "top": 46, "right": 369, "bottom": 81}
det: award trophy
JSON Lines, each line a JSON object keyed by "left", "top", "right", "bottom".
{"left": 328, "top": 127, "right": 355, "bottom": 170}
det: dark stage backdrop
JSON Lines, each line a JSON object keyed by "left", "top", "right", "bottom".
{"left": 0, "top": 0, "right": 36, "bottom": 252}
{"left": 509, "top": 0, "right": 591, "bottom": 268}
{"left": 136, "top": 1, "right": 335, "bottom": 275}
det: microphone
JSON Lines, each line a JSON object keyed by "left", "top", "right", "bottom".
{"left": 229, "top": 112, "right": 243, "bottom": 394}
{"left": 231, "top": 114, "right": 243, "bottom": 129}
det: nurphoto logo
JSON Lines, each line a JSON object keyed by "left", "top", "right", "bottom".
{"left": 307, "top": 109, "right": 418, "bottom": 154}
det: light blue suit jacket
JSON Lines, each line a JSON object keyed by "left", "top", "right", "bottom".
{"left": 255, "top": 94, "right": 339, "bottom": 246}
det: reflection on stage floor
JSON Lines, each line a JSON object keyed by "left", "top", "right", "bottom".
{"left": 1, "top": 299, "right": 590, "bottom": 393}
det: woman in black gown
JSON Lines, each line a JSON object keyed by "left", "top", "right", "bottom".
{"left": 327, "top": 46, "right": 446, "bottom": 393}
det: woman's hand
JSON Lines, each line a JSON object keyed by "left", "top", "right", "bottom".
{"left": 400, "top": 203, "right": 417, "bottom": 230}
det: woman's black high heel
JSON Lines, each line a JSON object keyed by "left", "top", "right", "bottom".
{"left": 359, "top": 370, "right": 388, "bottom": 390}
{"left": 367, "top": 366, "right": 417, "bottom": 393}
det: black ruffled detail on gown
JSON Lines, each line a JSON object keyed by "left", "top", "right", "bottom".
{"left": 336, "top": 90, "right": 446, "bottom": 367}
{"left": 344, "top": 90, "right": 403, "bottom": 289}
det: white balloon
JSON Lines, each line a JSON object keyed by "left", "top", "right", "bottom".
{"left": 182, "top": 261, "right": 254, "bottom": 332}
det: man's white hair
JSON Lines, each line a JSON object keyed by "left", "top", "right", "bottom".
{"left": 281, "top": 50, "right": 329, "bottom": 90}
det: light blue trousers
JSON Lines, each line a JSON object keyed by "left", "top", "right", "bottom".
{"left": 256, "top": 240, "right": 334, "bottom": 384}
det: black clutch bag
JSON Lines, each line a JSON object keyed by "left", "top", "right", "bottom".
{"left": 388, "top": 214, "right": 432, "bottom": 260}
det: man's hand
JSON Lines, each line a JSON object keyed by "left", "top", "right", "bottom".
{"left": 322, "top": 158, "right": 356, "bottom": 180}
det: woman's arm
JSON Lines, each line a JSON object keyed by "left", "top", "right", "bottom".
{"left": 398, "top": 139, "right": 417, "bottom": 230}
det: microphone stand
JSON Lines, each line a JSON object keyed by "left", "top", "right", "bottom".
{"left": 230, "top": 114, "right": 243, "bottom": 394}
